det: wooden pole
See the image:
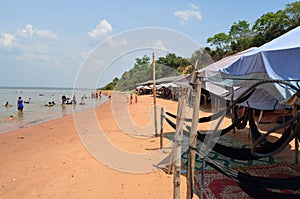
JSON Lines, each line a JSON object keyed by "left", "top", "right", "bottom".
{"left": 293, "top": 104, "right": 299, "bottom": 164}
{"left": 152, "top": 52, "right": 158, "bottom": 137}
{"left": 187, "top": 60, "right": 198, "bottom": 106}
{"left": 160, "top": 107, "right": 164, "bottom": 149}
{"left": 186, "top": 73, "right": 202, "bottom": 199}
{"left": 231, "top": 87, "right": 236, "bottom": 134}
{"left": 173, "top": 90, "right": 187, "bottom": 199}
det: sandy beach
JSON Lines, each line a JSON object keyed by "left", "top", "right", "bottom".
{"left": 0, "top": 94, "right": 298, "bottom": 198}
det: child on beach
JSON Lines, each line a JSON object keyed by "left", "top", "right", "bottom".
{"left": 8, "top": 115, "right": 14, "bottom": 121}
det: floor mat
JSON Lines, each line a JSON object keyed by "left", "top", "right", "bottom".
{"left": 194, "top": 164, "right": 300, "bottom": 199}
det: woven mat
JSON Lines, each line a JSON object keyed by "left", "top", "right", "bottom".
{"left": 194, "top": 164, "right": 300, "bottom": 199}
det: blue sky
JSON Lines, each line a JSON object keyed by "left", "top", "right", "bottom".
{"left": 0, "top": 0, "right": 297, "bottom": 88}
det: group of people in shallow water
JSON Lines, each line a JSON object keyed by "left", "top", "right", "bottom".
{"left": 4, "top": 97, "right": 24, "bottom": 121}
{"left": 4, "top": 96, "right": 56, "bottom": 121}
{"left": 4, "top": 91, "right": 111, "bottom": 121}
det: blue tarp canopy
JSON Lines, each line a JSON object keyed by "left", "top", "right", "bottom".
{"left": 213, "top": 26, "right": 300, "bottom": 105}
{"left": 198, "top": 47, "right": 256, "bottom": 97}
{"left": 197, "top": 48, "right": 288, "bottom": 110}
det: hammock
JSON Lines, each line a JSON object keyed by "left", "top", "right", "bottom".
{"left": 232, "top": 106, "right": 249, "bottom": 130}
{"left": 164, "top": 110, "right": 299, "bottom": 160}
{"left": 165, "top": 87, "right": 256, "bottom": 124}
{"left": 251, "top": 112, "right": 300, "bottom": 157}
{"left": 165, "top": 109, "right": 227, "bottom": 123}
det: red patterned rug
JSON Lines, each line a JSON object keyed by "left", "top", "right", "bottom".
{"left": 194, "top": 164, "right": 300, "bottom": 199}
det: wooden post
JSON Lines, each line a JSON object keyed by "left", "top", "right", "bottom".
{"left": 160, "top": 107, "right": 164, "bottom": 149}
{"left": 152, "top": 52, "right": 158, "bottom": 137}
{"left": 231, "top": 87, "right": 236, "bottom": 134}
{"left": 173, "top": 90, "right": 187, "bottom": 199}
{"left": 186, "top": 73, "right": 202, "bottom": 199}
{"left": 293, "top": 104, "right": 299, "bottom": 164}
{"left": 187, "top": 60, "right": 198, "bottom": 106}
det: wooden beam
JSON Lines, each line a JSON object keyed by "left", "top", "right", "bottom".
{"left": 186, "top": 72, "right": 201, "bottom": 199}
{"left": 173, "top": 90, "right": 187, "bottom": 199}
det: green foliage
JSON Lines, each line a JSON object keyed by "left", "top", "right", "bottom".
{"left": 115, "top": 55, "right": 152, "bottom": 91}
{"left": 115, "top": 54, "right": 183, "bottom": 91}
{"left": 206, "top": 1, "right": 300, "bottom": 61}
{"left": 100, "top": 77, "right": 119, "bottom": 90}
{"left": 157, "top": 53, "right": 183, "bottom": 69}
{"left": 207, "top": 32, "right": 231, "bottom": 51}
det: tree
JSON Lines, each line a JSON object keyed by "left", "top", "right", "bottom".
{"left": 285, "top": 1, "right": 300, "bottom": 30}
{"left": 100, "top": 77, "right": 119, "bottom": 90}
{"left": 207, "top": 32, "right": 231, "bottom": 51}
{"left": 229, "top": 20, "right": 252, "bottom": 51}
{"left": 115, "top": 53, "right": 187, "bottom": 91}
{"left": 206, "top": 33, "right": 232, "bottom": 61}
{"left": 156, "top": 53, "right": 190, "bottom": 73}
{"left": 252, "top": 10, "right": 289, "bottom": 46}
{"left": 134, "top": 55, "right": 150, "bottom": 69}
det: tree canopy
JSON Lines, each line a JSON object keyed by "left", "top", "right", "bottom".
{"left": 206, "top": 1, "right": 300, "bottom": 61}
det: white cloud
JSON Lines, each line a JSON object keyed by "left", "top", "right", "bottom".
{"left": 153, "top": 40, "right": 166, "bottom": 50}
{"left": 189, "top": 3, "right": 199, "bottom": 10}
{"left": 88, "top": 19, "right": 113, "bottom": 40}
{"left": 106, "top": 36, "right": 128, "bottom": 46}
{"left": 17, "top": 24, "right": 58, "bottom": 40}
{"left": 0, "top": 31, "right": 15, "bottom": 47}
{"left": 174, "top": 4, "right": 202, "bottom": 24}
{"left": 36, "top": 29, "right": 58, "bottom": 40}
{"left": 18, "top": 24, "right": 34, "bottom": 38}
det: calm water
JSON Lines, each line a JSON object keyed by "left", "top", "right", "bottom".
{"left": 0, "top": 87, "right": 107, "bottom": 134}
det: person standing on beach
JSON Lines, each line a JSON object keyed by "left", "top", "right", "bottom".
{"left": 129, "top": 94, "right": 133, "bottom": 105}
{"left": 135, "top": 92, "right": 138, "bottom": 103}
{"left": 17, "top": 97, "right": 24, "bottom": 112}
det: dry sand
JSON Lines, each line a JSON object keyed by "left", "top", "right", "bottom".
{"left": 0, "top": 94, "right": 298, "bottom": 199}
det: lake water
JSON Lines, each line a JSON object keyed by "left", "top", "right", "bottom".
{"left": 0, "top": 87, "right": 107, "bottom": 134}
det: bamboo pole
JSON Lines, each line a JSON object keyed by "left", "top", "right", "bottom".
{"left": 160, "top": 107, "right": 164, "bottom": 149}
{"left": 173, "top": 90, "right": 187, "bottom": 199}
{"left": 187, "top": 60, "right": 198, "bottom": 106}
{"left": 186, "top": 73, "right": 202, "bottom": 199}
{"left": 152, "top": 52, "right": 158, "bottom": 137}
{"left": 293, "top": 104, "right": 299, "bottom": 164}
{"left": 231, "top": 87, "right": 236, "bottom": 134}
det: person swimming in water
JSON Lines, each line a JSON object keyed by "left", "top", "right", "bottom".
{"left": 5, "top": 101, "right": 12, "bottom": 107}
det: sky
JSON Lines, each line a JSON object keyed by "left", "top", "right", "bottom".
{"left": 0, "top": 0, "right": 298, "bottom": 88}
